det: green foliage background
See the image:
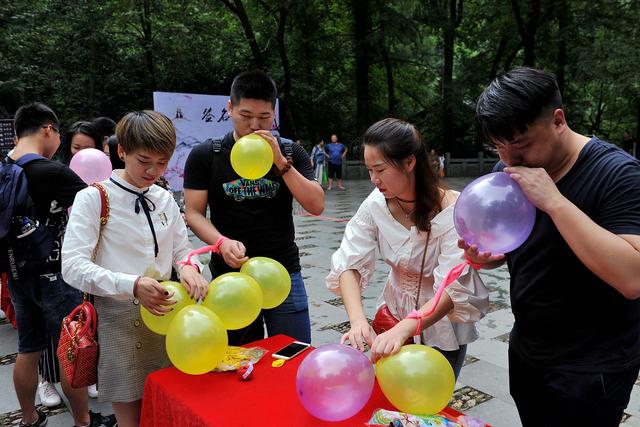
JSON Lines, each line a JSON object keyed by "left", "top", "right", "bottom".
{"left": 1, "top": 0, "right": 638, "bottom": 156}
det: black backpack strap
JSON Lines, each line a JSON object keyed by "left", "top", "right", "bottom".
{"left": 278, "top": 137, "right": 294, "bottom": 157}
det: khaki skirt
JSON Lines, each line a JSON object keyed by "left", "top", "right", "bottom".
{"left": 95, "top": 295, "right": 170, "bottom": 403}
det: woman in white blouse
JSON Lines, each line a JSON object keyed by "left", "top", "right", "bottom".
{"left": 326, "top": 118, "right": 488, "bottom": 377}
{"left": 62, "top": 111, "right": 208, "bottom": 427}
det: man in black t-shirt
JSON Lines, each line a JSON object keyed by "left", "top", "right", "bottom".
{"left": 184, "top": 71, "right": 324, "bottom": 346}
{"left": 462, "top": 68, "right": 640, "bottom": 427}
{"left": 5, "top": 103, "right": 115, "bottom": 427}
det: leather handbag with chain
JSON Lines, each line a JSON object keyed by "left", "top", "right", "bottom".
{"left": 57, "top": 183, "right": 109, "bottom": 388}
{"left": 371, "top": 226, "right": 431, "bottom": 345}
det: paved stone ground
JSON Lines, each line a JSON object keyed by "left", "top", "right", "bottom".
{"left": 1, "top": 178, "right": 639, "bottom": 426}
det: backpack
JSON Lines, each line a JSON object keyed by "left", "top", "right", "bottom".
{"left": 0, "top": 154, "right": 57, "bottom": 280}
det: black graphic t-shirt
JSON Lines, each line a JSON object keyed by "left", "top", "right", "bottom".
{"left": 21, "top": 157, "right": 87, "bottom": 271}
{"left": 184, "top": 132, "right": 315, "bottom": 275}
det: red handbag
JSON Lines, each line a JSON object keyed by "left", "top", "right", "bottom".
{"left": 57, "top": 183, "right": 109, "bottom": 388}
{"left": 57, "top": 301, "right": 99, "bottom": 387}
{"left": 371, "top": 226, "right": 431, "bottom": 345}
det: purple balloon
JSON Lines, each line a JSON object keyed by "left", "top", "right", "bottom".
{"left": 69, "top": 148, "right": 112, "bottom": 184}
{"left": 454, "top": 172, "right": 535, "bottom": 254}
{"left": 296, "top": 344, "right": 375, "bottom": 422}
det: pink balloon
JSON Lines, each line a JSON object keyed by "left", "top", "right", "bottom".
{"left": 296, "top": 344, "right": 374, "bottom": 421}
{"left": 69, "top": 148, "right": 112, "bottom": 184}
{"left": 454, "top": 172, "right": 535, "bottom": 254}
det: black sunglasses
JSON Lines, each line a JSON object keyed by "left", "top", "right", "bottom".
{"left": 42, "top": 124, "right": 60, "bottom": 134}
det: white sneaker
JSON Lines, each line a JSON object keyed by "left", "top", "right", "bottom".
{"left": 88, "top": 383, "right": 98, "bottom": 398}
{"left": 37, "top": 380, "right": 61, "bottom": 407}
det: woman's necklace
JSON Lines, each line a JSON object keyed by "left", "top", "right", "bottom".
{"left": 395, "top": 198, "right": 416, "bottom": 220}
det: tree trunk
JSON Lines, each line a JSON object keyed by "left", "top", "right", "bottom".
{"left": 352, "top": 0, "right": 371, "bottom": 135}
{"left": 556, "top": 0, "right": 568, "bottom": 94}
{"left": 441, "top": 0, "right": 462, "bottom": 153}
{"left": 274, "top": 5, "right": 297, "bottom": 138}
{"left": 511, "top": 0, "right": 541, "bottom": 67}
{"left": 219, "top": 0, "right": 266, "bottom": 70}
{"left": 139, "top": 0, "right": 156, "bottom": 92}
{"left": 380, "top": 45, "right": 395, "bottom": 115}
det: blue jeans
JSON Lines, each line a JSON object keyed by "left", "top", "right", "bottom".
{"left": 227, "top": 271, "right": 311, "bottom": 345}
{"left": 434, "top": 344, "right": 467, "bottom": 380}
{"left": 7, "top": 271, "right": 83, "bottom": 353}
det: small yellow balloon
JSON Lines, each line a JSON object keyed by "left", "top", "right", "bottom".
{"left": 202, "top": 273, "right": 263, "bottom": 330}
{"left": 165, "top": 305, "right": 228, "bottom": 375}
{"left": 376, "top": 345, "right": 455, "bottom": 415}
{"left": 140, "top": 281, "right": 195, "bottom": 335}
{"left": 230, "top": 134, "right": 274, "bottom": 180}
{"left": 240, "top": 257, "right": 291, "bottom": 309}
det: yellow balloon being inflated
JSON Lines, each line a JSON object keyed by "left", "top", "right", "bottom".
{"left": 376, "top": 345, "right": 455, "bottom": 415}
{"left": 165, "top": 305, "right": 228, "bottom": 375}
{"left": 230, "top": 134, "right": 274, "bottom": 180}
{"left": 140, "top": 281, "right": 196, "bottom": 335}
{"left": 202, "top": 273, "right": 263, "bottom": 330}
{"left": 240, "top": 257, "right": 291, "bottom": 309}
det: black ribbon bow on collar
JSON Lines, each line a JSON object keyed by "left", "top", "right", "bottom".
{"left": 109, "top": 178, "right": 159, "bottom": 257}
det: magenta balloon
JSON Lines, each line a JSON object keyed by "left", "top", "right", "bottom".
{"left": 69, "top": 148, "right": 113, "bottom": 184}
{"left": 454, "top": 172, "right": 535, "bottom": 254}
{"left": 296, "top": 344, "right": 375, "bottom": 421}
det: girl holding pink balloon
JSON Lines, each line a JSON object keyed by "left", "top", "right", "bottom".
{"left": 326, "top": 118, "right": 489, "bottom": 377}
{"left": 62, "top": 111, "right": 208, "bottom": 427}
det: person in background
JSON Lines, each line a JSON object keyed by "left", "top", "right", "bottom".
{"left": 325, "top": 133, "right": 347, "bottom": 190}
{"left": 56, "top": 121, "right": 102, "bottom": 165}
{"left": 5, "top": 102, "right": 114, "bottom": 427}
{"left": 92, "top": 116, "right": 116, "bottom": 154}
{"left": 310, "top": 138, "right": 326, "bottom": 186}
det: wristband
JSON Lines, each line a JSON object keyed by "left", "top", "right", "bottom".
{"left": 212, "top": 236, "right": 228, "bottom": 254}
{"left": 405, "top": 309, "right": 423, "bottom": 337}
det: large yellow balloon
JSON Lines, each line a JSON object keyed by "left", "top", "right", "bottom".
{"left": 230, "top": 134, "right": 274, "bottom": 180}
{"left": 240, "top": 257, "right": 291, "bottom": 309}
{"left": 165, "top": 305, "right": 228, "bottom": 375}
{"left": 140, "top": 281, "right": 195, "bottom": 335}
{"left": 202, "top": 273, "right": 263, "bottom": 330}
{"left": 376, "top": 345, "right": 455, "bottom": 415}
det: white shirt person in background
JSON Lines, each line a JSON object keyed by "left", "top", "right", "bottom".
{"left": 326, "top": 118, "right": 488, "bottom": 377}
{"left": 62, "top": 111, "right": 208, "bottom": 427}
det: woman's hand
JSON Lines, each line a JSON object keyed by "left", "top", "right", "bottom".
{"left": 340, "top": 318, "right": 374, "bottom": 352}
{"left": 370, "top": 319, "right": 415, "bottom": 363}
{"left": 134, "top": 277, "right": 176, "bottom": 315}
{"left": 180, "top": 264, "right": 209, "bottom": 301}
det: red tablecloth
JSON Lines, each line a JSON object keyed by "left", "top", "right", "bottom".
{"left": 141, "top": 335, "right": 488, "bottom": 426}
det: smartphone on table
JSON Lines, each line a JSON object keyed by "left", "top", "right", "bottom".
{"left": 272, "top": 341, "right": 311, "bottom": 360}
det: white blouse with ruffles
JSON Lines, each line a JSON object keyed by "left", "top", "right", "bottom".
{"left": 326, "top": 188, "right": 489, "bottom": 351}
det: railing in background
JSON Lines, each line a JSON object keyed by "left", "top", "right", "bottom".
{"left": 344, "top": 152, "right": 499, "bottom": 179}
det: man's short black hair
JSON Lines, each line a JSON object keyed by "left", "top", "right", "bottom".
{"left": 476, "top": 67, "right": 563, "bottom": 142}
{"left": 230, "top": 71, "right": 277, "bottom": 107}
{"left": 92, "top": 116, "right": 117, "bottom": 139}
{"left": 14, "top": 102, "right": 59, "bottom": 139}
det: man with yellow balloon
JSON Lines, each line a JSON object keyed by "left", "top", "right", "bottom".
{"left": 183, "top": 71, "right": 324, "bottom": 345}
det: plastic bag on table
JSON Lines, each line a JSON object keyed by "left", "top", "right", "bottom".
{"left": 213, "top": 346, "right": 268, "bottom": 372}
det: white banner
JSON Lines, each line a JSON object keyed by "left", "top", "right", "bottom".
{"left": 153, "top": 91, "right": 279, "bottom": 191}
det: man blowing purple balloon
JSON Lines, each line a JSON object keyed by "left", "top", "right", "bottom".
{"left": 459, "top": 67, "right": 640, "bottom": 427}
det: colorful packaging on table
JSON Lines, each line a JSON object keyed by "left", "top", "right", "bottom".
{"left": 214, "top": 346, "right": 267, "bottom": 371}
{"left": 366, "top": 409, "right": 486, "bottom": 427}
